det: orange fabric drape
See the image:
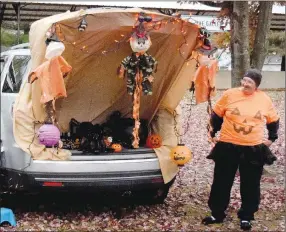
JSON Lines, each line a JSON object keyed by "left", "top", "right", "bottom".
{"left": 29, "top": 56, "right": 72, "bottom": 104}
{"left": 132, "top": 70, "right": 143, "bottom": 148}
{"left": 194, "top": 59, "right": 218, "bottom": 104}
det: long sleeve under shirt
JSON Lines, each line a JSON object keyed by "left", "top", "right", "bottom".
{"left": 210, "top": 88, "right": 280, "bottom": 146}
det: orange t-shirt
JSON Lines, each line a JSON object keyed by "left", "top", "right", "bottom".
{"left": 213, "top": 88, "right": 279, "bottom": 146}
{"left": 194, "top": 59, "right": 218, "bottom": 104}
{"left": 29, "top": 56, "right": 72, "bottom": 104}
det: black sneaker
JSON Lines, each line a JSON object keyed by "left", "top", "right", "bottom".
{"left": 202, "top": 216, "right": 224, "bottom": 225}
{"left": 240, "top": 220, "right": 252, "bottom": 231}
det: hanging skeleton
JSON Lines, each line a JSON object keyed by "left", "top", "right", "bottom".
{"left": 117, "top": 12, "right": 158, "bottom": 148}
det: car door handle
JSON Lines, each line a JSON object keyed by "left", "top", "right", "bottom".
{"left": 10, "top": 102, "right": 15, "bottom": 118}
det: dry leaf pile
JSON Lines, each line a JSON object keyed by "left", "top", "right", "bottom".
{"left": 1, "top": 91, "right": 284, "bottom": 231}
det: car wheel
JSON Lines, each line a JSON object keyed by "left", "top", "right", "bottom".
{"left": 135, "top": 177, "right": 176, "bottom": 204}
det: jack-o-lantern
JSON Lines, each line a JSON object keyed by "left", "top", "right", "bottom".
{"left": 170, "top": 144, "right": 192, "bottom": 166}
{"left": 111, "top": 143, "right": 122, "bottom": 152}
{"left": 146, "top": 134, "right": 162, "bottom": 148}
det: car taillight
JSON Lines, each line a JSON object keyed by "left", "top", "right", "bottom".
{"left": 43, "top": 182, "right": 63, "bottom": 187}
{"left": 151, "top": 177, "right": 164, "bottom": 183}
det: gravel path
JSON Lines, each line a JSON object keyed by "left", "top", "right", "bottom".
{"left": 1, "top": 90, "right": 284, "bottom": 231}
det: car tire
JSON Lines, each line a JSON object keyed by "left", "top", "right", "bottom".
{"left": 135, "top": 176, "right": 176, "bottom": 204}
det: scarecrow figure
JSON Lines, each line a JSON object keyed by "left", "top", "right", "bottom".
{"left": 118, "top": 12, "right": 157, "bottom": 95}
{"left": 120, "top": 52, "right": 157, "bottom": 95}
{"left": 117, "top": 12, "right": 158, "bottom": 148}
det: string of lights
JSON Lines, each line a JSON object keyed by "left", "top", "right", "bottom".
{"left": 48, "top": 12, "right": 210, "bottom": 65}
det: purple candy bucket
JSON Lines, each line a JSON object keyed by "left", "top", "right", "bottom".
{"left": 38, "top": 124, "right": 60, "bottom": 147}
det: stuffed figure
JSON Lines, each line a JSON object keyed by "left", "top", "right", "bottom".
{"left": 120, "top": 52, "right": 157, "bottom": 95}
{"left": 118, "top": 12, "right": 158, "bottom": 96}
{"left": 117, "top": 12, "right": 157, "bottom": 148}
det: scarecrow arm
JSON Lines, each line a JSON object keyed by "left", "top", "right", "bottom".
{"left": 117, "top": 65, "right": 126, "bottom": 79}
{"left": 209, "top": 111, "right": 223, "bottom": 137}
{"left": 117, "top": 56, "right": 131, "bottom": 79}
{"left": 266, "top": 119, "right": 279, "bottom": 142}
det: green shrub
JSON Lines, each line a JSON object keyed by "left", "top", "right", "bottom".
{"left": 1, "top": 28, "right": 29, "bottom": 47}
{"left": 268, "top": 31, "right": 285, "bottom": 55}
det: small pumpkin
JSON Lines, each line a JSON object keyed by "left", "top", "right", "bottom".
{"left": 170, "top": 144, "right": 192, "bottom": 166}
{"left": 111, "top": 143, "right": 123, "bottom": 153}
{"left": 146, "top": 134, "right": 162, "bottom": 148}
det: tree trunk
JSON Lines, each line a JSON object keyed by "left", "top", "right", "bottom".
{"left": 230, "top": 1, "right": 250, "bottom": 87}
{"left": 250, "top": 2, "right": 273, "bottom": 71}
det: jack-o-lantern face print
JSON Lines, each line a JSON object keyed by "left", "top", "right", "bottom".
{"left": 231, "top": 108, "right": 262, "bottom": 135}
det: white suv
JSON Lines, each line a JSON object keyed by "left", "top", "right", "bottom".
{"left": 0, "top": 44, "right": 174, "bottom": 202}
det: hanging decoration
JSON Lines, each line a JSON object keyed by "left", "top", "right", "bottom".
{"left": 196, "top": 27, "right": 217, "bottom": 56}
{"left": 193, "top": 55, "right": 217, "bottom": 104}
{"left": 171, "top": 97, "right": 194, "bottom": 166}
{"left": 117, "top": 12, "right": 158, "bottom": 148}
{"left": 28, "top": 42, "right": 72, "bottom": 125}
{"left": 170, "top": 144, "right": 192, "bottom": 166}
{"left": 38, "top": 124, "right": 61, "bottom": 147}
{"left": 78, "top": 16, "right": 88, "bottom": 32}
{"left": 29, "top": 28, "right": 72, "bottom": 147}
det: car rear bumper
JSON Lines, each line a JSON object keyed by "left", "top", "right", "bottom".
{"left": 0, "top": 168, "right": 166, "bottom": 192}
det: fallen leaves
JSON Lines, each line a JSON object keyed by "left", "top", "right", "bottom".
{"left": 0, "top": 91, "right": 284, "bottom": 232}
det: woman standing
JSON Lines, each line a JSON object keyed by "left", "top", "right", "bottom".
{"left": 202, "top": 69, "right": 280, "bottom": 230}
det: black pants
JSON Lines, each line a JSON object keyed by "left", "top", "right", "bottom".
{"left": 207, "top": 142, "right": 264, "bottom": 221}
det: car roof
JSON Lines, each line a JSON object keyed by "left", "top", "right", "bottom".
{"left": 1, "top": 48, "right": 31, "bottom": 56}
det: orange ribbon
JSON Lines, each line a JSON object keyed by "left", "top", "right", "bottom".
{"left": 132, "top": 70, "right": 143, "bottom": 148}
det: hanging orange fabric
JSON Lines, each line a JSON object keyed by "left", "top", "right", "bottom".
{"left": 208, "top": 59, "right": 218, "bottom": 97}
{"left": 194, "top": 59, "right": 218, "bottom": 104}
{"left": 132, "top": 70, "right": 142, "bottom": 148}
{"left": 29, "top": 56, "right": 72, "bottom": 104}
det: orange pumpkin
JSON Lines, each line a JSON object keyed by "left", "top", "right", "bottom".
{"left": 111, "top": 143, "right": 122, "bottom": 152}
{"left": 170, "top": 144, "right": 192, "bottom": 166}
{"left": 146, "top": 134, "right": 162, "bottom": 148}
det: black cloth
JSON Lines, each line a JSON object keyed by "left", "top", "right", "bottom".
{"left": 209, "top": 111, "right": 223, "bottom": 138}
{"left": 267, "top": 119, "right": 279, "bottom": 142}
{"left": 207, "top": 141, "right": 275, "bottom": 221}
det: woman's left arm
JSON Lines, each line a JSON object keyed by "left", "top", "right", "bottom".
{"left": 265, "top": 96, "right": 280, "bottom": 146}
{"left": 266, "top": 119, "right": 279, "bottom": 142}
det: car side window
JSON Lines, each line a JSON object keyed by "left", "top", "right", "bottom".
{"left": 0, "top": 56, "right": 8, "bottom": 75}
{"left": 2, "top": 55, "right": 31, "bottom": 93}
